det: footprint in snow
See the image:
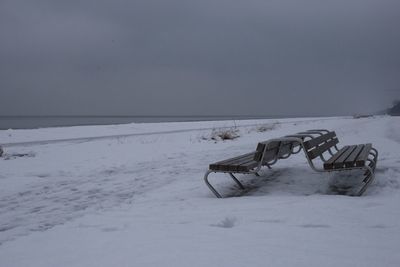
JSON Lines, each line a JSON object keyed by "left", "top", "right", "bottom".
{"left": 256, "top": 219, "right": 285, "bottom": 224}
{"left": 369, "top": 224, "right": 388, "bottom": 229}
{"left": 211, "top": 217, "right": 237, "bottom": 228}
{"left": 299, "top": 224, "right": 331, "bottom": 228}
{"left": 101, "top": 227, "right": 120, "bottom": 232}
{"left": 36, "top": 173, "right": 50, "bottom": 178}
{"left": 364, "top": 202, "right": 383, "bottom": 208}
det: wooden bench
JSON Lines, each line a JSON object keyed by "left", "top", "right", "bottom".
{"left": 204, "top": 138, "right": 303, "bottom": 198}
{"left": 204, "top": 129, "right": 378, "bottom": 198}
{"left": 287, "top": 129, "right": 378, "bottom": 196}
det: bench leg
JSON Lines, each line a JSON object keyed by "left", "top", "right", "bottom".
{"left": 357, "top": 156, "right": 377, "bottom": 196}
{"left": 229, "top": 173, "right": 245, "bottom": 189}
{"left": 356, "top": 165, "right": 375, "bottom": 196}
{"left": 204, "top": 171, "right": 245, "bottom": 198}
{"left": 363, "top": 148, "right": 378, "bottom": 175}
{"left": 369, "top": 148, "right": 378, "bottom": 171}
{"left": 353, "top": 147, "right": 378, "bottom": 196}
{"left": 204, "top": 170, "right": 223, "bottom": 198}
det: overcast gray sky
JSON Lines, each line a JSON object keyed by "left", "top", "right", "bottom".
{"left": 0, "top": 0, "right": 399, "bottom": 117}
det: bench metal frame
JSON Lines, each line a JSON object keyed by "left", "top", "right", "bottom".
{"left": 204, "top": 139, "right": 301, "bottom": 198}
{"left": 204, "top": 129, "right": 378, "bottom": 198}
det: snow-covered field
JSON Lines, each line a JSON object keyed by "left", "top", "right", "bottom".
{"left": 1, "top": 116, "right": 399, "bottom": 267}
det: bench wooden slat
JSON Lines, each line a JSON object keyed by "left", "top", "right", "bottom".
{"left": 224, "top": 157, "right": 258, "bottom": 172}
{"left": 254, "top": 141, "right": 280, "bottom": 161}
{"left": 261, "top": 149, "right": 279, "bottom": 163}
{"left": 323, "top": 146, "right": 350, "bottom": 170}
{"left": 256, "top": 141, "right": 280, "bottom": 153}
{"left": 210, "top": 153, "right": 253, "bottom": 171}
{"left": 307, "top": 138, "right": 339, "bottom": 159}
{"left": 299, "top": 131, "right": 327, "bottom": 135}
{"left": 235, "top": 159, "right": 260, "bottom": 172}
{"left": 277, "top": 142, "right": 296, "bottom": 158}
{"left": 355, "top": 143, "right": 372, "bottom": 167}
{"left": 344, "top": 145, "right": 365, "bottom": 168}
{"left": 230, "top": 155, "right": 257, "bottom": 167}
{"left": 212, "top": 152, "right": 254, "bottom": 166}
{"left": 303, "top": 131, "right": 336, "bottom": 150}
{"left": 256, "top": 140, "right": 279, "bottom": 150}
{"left": 284, "top": 134, "right": 308, "bottom": 139}
{"left": 255, "top": 141, "right": 298, "bottom": 161}
{"left": 210, "top": 153, "right": 258, "bottom": 172}
{"left": 332, "top": 145, "right": 357, "bottom": 168}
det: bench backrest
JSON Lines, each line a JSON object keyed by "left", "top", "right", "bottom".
{"left": 302, "top": 131, "right": 339, "bottom": 159}
{"left": 254, "top": 140, "right": 298, "bottom": 162}
{"left": 253, "top": 130, "right": 338, "bottom": 163}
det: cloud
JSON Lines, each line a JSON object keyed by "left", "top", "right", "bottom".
{"left": 1, "top": 0, "right": 399, "bottom": 116}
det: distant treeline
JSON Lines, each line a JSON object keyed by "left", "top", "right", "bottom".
{"left": 388, "top": 101, "right": 400, "bottom": 116}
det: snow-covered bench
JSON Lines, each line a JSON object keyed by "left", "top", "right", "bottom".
{"left": 204, "top": 129, "right": 378, "bottom": 198}
{"left": 204, "top": 136, "right": 303, "bottom": 198}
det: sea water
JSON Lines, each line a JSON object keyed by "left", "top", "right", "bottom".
{"left": 0, "top": 115, "right": 272, "bottom": 130}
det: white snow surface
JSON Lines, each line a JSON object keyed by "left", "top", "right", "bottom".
{"left": 0, "top": 116, "right": 400, "bottom": 267}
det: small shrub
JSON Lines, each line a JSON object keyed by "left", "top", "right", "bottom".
{"left": 202, "top": 128, "right": 240, "bottom": 142}
{"left": 214, "top": 129, "right": 240, "bottom": 141}
{"left": 2, "top": 151, "right": 36, "bottom": 160}
{"left": 254, "top": 122, "right": 279, "bottom": 133}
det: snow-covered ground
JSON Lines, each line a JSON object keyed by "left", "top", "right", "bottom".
{"left": 0, "top": 116, "right": 399, "bottom": 267}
